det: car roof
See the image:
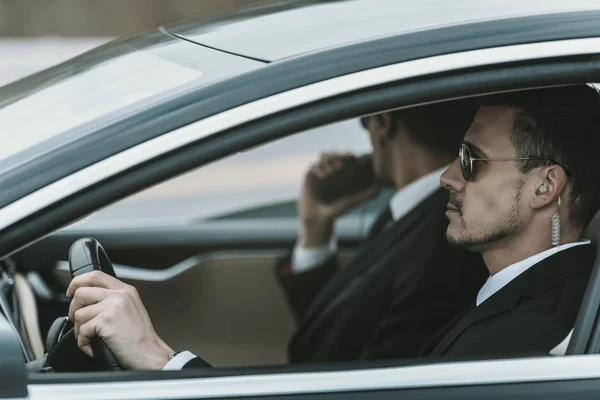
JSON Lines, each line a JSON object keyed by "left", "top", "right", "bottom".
{"left": 169, "top": 0, "right": 600, "bottom": 62}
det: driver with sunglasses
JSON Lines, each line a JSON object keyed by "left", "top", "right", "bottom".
{"left": 420, "top": 84, "right": 600, "bottom": 358}
{"left": 66, "top": 84, "right": 600, "bottom": 368}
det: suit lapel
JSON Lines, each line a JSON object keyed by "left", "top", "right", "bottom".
{"left": 428, "top": 244, "right": 596, "bottom": 356}
{"left": 300, "top": 189, "right": 448, "bottom": 327}
{"left": 428, "top": 285, "right": 520, "bottom": 356}
{"left": 419, "top": 303, "right": 475, "bottom": 356}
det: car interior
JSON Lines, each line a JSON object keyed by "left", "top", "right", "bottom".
{"left": 0, "top": 85, "right": 599, "bottom": 377}
{"left": 0, "top": 118, "right": 396, "bottom": 368}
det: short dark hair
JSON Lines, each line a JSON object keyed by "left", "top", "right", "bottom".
{"left": 479, "top": 85, "right": 600, "bottom": 228}
{"left": 392, "top": 99, "right": 477, "bottom": 157}
{"left": 360, "top": 100, "right": 477, "bottom": 157}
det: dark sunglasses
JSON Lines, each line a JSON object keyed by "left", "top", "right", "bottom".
{"left": 459, "top": 142, "right": 572, "bottom": 181}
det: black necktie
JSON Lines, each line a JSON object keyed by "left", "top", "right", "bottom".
{"left": 367, "top": 207, "right": 393, "bottom": 240}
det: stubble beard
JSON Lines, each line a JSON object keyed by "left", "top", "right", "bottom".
{"left": 447, "top": 184, "right": 524, "bottom": 252}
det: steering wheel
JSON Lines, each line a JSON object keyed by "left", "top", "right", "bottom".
{"left": 42, "top": 238, "right": 122, "bottom": 372}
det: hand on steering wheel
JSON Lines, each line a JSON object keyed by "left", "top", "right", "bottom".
{"left": 67, "top": 270, "right": 174, "bottom": 371}
{"left": 65, "top": 238, "right": 174, "bottom": 371}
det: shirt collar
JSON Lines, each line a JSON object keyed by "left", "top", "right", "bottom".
{"left": 476, "top": 240, "right": 592, "bottom": 306}
{"left": 389, "top": 165, "right": 446, "bottom": 221}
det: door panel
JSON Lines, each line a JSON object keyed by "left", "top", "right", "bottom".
{"left": 54, "top": 251, "right": 295, "bottom": 367}
{"left": 26, "top": 357, "right": 600, "bottom": 400}
{"left": 52, "top": 250, "right": 356, "bottom": 367}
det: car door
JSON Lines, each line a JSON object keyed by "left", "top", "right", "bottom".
{"left": 4, "top": 11, "right": 600, "bottom": 400}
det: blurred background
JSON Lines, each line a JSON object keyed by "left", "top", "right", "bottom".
{"left": 0, "top": 0, "right": 276, "bottom": 86}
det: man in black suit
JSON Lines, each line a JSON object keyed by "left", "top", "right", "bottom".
{"left": 275, "top": 102, "right": 487, "bottom": 363}
{"left": 420, "top": 85, "right": 600, "bottom": 358}
{"left": 65, "top": 85, "right": 600, "bottom": 370}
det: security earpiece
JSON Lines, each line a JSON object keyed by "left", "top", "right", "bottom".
{"left": 538, "top": 184, "right": 548, "bottom": 194}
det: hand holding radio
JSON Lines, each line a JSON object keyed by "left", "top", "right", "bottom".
{"left": 298, "top": 152, "right": 380, "bottom": 248}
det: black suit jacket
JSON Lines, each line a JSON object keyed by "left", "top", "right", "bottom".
{"left": 274, "top": 188, "right": 488, "bottom": 363}
{"left": 183, "top": 238, "right": 596, "bottom": 370}
{"left": 183, "top": 242, "right": 596, "bottom": 369}
{"left": 419, "top": 244, "right": 595, "bottom": 359}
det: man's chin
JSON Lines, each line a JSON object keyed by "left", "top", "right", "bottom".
{"left": 446, "top": 231, "right": 462, "bottom": 247}
{"left": 446, "top": 231, "right": 487, "bottom": 252}
{"left": 445, "top": 221, "right": 461, "bottom": 243}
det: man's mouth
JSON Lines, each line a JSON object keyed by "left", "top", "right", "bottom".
{"left": 446, "top": 194, "right": 462, "bottom": 215}
{"left": 446, "top": 202, "right": 459, "bottom": 212}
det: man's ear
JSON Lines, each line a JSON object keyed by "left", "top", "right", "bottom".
{"left": 374, "top": 113, "right": 394, "bottom": 139}
{"left": 531, "top": 165, "right": 569, "bottom": 210}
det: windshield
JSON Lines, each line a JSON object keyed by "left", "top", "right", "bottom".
{"left": 0, "top": 31, "right": 263, "bottom": 174}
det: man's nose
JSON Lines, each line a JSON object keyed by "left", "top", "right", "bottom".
{"left": 440, "top": 158, "right": 465, "bottom": 192}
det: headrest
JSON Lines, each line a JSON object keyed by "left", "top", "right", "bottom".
{"left": 583, "top": 210, "right": 600, "bottom": 247}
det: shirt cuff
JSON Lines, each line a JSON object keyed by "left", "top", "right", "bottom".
{"left": 162, "top": 351, "right": 197, "bottom": 370}
{"left": 291, "top": 236, "right": 338, "bottom": 274}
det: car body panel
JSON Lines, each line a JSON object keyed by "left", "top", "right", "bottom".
{"left": 24, "top": 355, "right": 600, "bottom": 400}
{"left": 172, "top": 0, "right": 600, "bottom": 61}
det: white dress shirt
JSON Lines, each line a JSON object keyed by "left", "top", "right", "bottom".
{"left": 291, "top": 165, "right": 448, "bottom": 273}
{"left": 550, "top": 329, "right": 573, "bottom": 356}
{"left": 165, "top": 166, "right": 447, "bottom": 370}
{"left": 476, "top": 240, "right": 591, "bottom": 307}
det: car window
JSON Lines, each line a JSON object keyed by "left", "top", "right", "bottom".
{"left": 66, "top": 118, "right": 377, "bottom": 229}
{"left": 0, "top": 32, "right": 262, "bottom": 175}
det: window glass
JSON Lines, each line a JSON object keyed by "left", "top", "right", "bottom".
{"left": 68, "top": 118, "right": 374, "bottom": 228}
{"left": 0, "top": 33, "right": 262, "bottom": 174}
